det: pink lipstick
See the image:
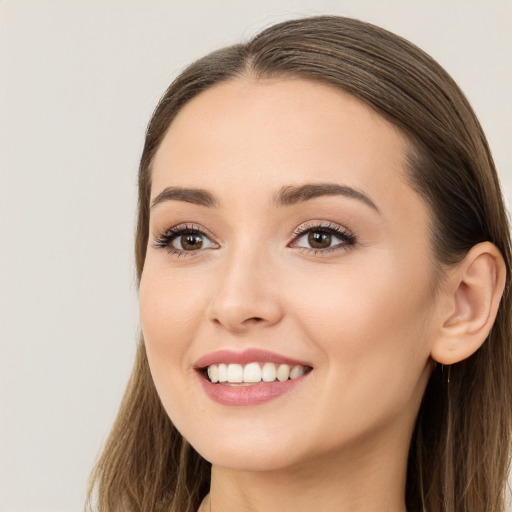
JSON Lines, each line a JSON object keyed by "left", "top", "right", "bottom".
{"left": 194, "top": 349, "right": 312, "bottom": 406}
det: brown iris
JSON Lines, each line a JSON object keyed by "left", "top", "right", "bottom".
{"left": 308, "top": 231, "right": 332, "bottom": 249}
{"left": 181, "top": 233, "right": 203, "bottom": 250}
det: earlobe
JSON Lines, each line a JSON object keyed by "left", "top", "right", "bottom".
{"left": 430, "top": 242, "right": 506, "bottom": 365}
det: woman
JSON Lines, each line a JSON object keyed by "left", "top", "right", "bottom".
{"left": 88, "top": 15, "right": 511, "bottom": 512}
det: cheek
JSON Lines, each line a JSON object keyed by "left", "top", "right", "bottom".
{"left": 138, "top": 268, "right": 205, "bottom": 439}
{"left": 140, "top": 264, "right": 207, "bottom": 347}
{"left": 295, "top": 258, "right": 432, "bottom": 339}
{"left": 292, "top": 259, "right": 434, "bottom": 392}
{"left": 283, "top": 263, "right": 435, "bottom": 447}
{"left": 138, "top": 264, "right": 210, "bottom": 399}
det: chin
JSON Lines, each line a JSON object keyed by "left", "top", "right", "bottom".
{"left": 194, "top": 440, "right": 303, "bottom": 472}
{"left": 178, "top": 418, "right": 311, "bottom": 472}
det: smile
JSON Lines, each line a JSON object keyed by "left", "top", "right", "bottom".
{"left": 206, "top": 362, "right": 311, "bottom": 385}
{"left": 194, "top": 349, "right": 313, "bottom": 406}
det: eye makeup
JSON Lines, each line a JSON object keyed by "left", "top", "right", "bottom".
{"left": 153, "top": 223, "right": 219, "bottom": 256}
{"left": 290, "top": 221, "right": 357, "bottom": 254}
{"left": 152, "top": 219, "right": 357, "bottom": 258}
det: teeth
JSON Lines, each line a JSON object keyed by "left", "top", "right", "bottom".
{"left": 290, "top": 365, "right": 305, "bottom": 379}
{"left": 207, "top": 365, "right": 219, "bottom": 383}
{"left": 277, "top": 364, "right": 290, "bottom": 382}
{"left": 261, "top": 362, "right": 277, "bottom": 382}
{"left": 243, "top": 362, "right": 262, "bottom": 383}
{"left": 205, "top": 362, "right": 308, "bottom": 384}
{"left": 227, "top": 363, "right": 243, "bottom": 383}
{"left": 218, "top": 363, "right": 228, "bottom": 383}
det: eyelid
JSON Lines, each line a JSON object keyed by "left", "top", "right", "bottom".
{"left": 153, "top": 223, "right": 220, "bottom": 255}
{"left": 289, "top": 221, "right": 357, "bottom": 252}
{"left": 153, "top": 220, "right": 356, "bottom": 256}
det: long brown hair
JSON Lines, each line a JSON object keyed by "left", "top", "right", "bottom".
{"left": 87, "top": 16, "right": 512, "bottom": 512}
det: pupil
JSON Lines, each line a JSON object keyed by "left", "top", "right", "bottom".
{"left": 182, "top": 234, "right": 203, "bottom": 250}
{"left": 308, "top": 231, "right": 331, "bottom": 249}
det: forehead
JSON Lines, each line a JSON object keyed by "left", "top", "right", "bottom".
{"left": 151, "top": 77, "right": 428, "bottom": 227}
{"left": 157, "top": 77, "right": 407, "bottom": 168}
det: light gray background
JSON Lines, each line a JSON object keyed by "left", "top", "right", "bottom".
{"left": 1, "top": 1, "right": 511, "bottom": 511}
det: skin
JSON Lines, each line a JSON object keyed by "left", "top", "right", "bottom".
{"left": 139, "top": 78, "right": 450, "bottom": 512}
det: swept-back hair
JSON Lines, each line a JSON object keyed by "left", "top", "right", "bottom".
{"left": 88, "top": 15, "right": 512, "bottom": 512}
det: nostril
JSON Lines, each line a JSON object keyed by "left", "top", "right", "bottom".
{"left": 243, "top": 317, "right": 264, "bottom": 325}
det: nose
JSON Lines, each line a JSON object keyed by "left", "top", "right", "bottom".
{"left": 207, "top": 245, "right": 284, "bottom": 333}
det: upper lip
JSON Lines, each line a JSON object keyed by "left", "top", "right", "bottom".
{"left": 194, "top": 348, "right": 312, "bottom": 369}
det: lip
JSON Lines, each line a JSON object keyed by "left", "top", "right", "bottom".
{"left": 193, "top": 348, "right": 311, "bottom": 369}
{"left": 197, "top": 372, "right": 309, "bottom": 406}
{"left": 193, "top": 348, "right": 313, "bottom": 407}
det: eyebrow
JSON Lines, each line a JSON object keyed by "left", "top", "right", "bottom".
{"left": 151, "top": 187, "right": 218, "bottom": 208}
{"left": 150, "top": 183, "right": 379, "bottom": 213}
{"left": 273, "top": 183, "right": 379, "bottom": 212}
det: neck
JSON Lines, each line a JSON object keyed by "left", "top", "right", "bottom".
{"left": 204, "top": 424, "right": 410, "bottom": 512}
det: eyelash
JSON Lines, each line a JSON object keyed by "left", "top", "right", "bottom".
{"left": 153, "top": 222, "right": 356, "bottom": 257}
{"left": 153, "top": 223, "right": 217, "bottom": 257}
{"left": 291, "top": 222, "right": 357, "bottom": 254}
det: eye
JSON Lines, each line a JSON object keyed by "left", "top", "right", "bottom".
{"left": 291, "top": 222, "right": 356, "bottom": 253}
{"left": 154, "top": 224, "right": 218, "bottom": 255}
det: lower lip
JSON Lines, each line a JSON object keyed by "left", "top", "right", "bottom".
{"left": 198, "top": 373, "right": 308, "bottom": 406}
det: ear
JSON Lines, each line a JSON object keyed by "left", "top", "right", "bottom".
{"left": 430, "top": 242, "right": 506, "bottom": 365}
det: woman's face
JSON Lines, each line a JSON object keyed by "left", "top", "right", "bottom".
{"left": 140, "top": 78, "right": 439, "bottom": 471}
